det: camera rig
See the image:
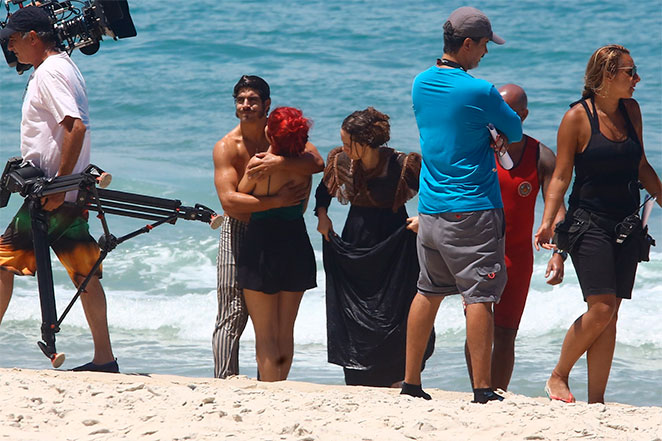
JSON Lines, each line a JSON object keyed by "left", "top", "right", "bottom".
{"left": 1, "top": 157, "right": 222, "bottom": 367}
{"left": 1, "top": 0, "right": 136, "bottom": 74}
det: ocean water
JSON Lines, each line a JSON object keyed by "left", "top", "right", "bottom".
{"left": 1, "top": 0, "right": 661, "bottom": 407}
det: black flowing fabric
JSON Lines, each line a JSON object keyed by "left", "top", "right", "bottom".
{"left": 324, "top": 204, "right": 434, "bottom": 375}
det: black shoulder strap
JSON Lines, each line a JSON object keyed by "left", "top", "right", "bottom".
{"left": 618, "top": 99, "right": 640, "bottom": 145}
{"left": 577, "top": 97, "right": 600, "bottom": 135}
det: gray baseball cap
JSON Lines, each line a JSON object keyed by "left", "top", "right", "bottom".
{"left": 447, "top": 6, "right": 505, "bottom": 45}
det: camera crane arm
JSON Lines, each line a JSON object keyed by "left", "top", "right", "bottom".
{"left": 0, "top": 158, "right": 221, "bottom": 367}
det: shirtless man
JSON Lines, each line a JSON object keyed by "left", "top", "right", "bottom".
{"left": 465, "top": 84, "right": 567, "bottom": 391}
{"left": 211, "top": 75, "right": 323, "bottom": 378}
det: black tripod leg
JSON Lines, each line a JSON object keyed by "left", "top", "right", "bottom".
{"left": 29, "top": 201, "right": 65, "bottom": 368}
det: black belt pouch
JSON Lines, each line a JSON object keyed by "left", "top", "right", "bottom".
{"left": 638, "top": 225, "right": 656, "bottom": 262}
{"left": 553, "top": 209, "right": 591, "bottom": 253}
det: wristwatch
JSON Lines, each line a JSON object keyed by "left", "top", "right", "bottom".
{"left": 553, "top": 249, "right": 568, "bottom": 262}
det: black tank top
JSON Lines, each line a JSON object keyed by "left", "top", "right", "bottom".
{"left": 568, "top": 98, "right": 642, "bottom": 220}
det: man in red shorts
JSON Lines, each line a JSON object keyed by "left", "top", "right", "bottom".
{"left": 465, "top": 84, "right": 567, "bottom": 391}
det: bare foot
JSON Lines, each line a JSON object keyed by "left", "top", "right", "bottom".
{"left": 545, "top": 371, "right": 575, "bottom": 403}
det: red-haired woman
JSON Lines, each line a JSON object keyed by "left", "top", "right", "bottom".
{"left": 535, "top": 45, "right": 661, "bottom": 403}
{"left": 237, "top": 107, "right": 318, "bottom": 381}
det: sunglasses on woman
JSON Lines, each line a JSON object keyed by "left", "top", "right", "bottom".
{"left": 618, "top": 65, "right": 638, "bottom": 77}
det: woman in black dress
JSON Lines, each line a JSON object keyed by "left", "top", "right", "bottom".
{"left": 315, "top": 107, "right": 434, "bottom": 387}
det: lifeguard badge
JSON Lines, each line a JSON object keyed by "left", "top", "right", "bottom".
{"left": 518, "top": 181, "right": 532, "bottom": 197}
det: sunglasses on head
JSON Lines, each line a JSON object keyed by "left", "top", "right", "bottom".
{"left": 618, "top": 65, "right": 638, "bottom": 77}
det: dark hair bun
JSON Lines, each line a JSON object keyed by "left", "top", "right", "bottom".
{"left": 341, "top": 107, "right": 390, "bottom": 148}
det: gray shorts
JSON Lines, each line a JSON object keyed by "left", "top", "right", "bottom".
{"left": 416, "top": 208, "right": 507, "bottom": 305}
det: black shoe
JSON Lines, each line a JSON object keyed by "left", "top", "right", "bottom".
{"left": 472, "top": 388, "right": 504, "bottom": 404}
{"left": 400, "top": 382, "right": 432, "bottom": 400}
{"left": 71, "top": 359, "right": 119, "bottom": 373}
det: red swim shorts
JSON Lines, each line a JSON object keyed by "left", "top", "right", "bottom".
{"left": 493, "top": 253, "right": 533, "bottom": 330}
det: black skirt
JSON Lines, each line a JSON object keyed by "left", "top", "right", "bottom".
{"left": 325, "top": 205, "right": 434, "bottom": 382}
{"left": 238, "top": 216, "right": 317, "bottom": 294}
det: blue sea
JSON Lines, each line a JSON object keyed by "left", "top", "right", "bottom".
{"left": 1, "top": 1, "right": 660, "bottom": 407}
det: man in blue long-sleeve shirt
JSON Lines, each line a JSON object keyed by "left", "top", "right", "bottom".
{"left": 401, "top": 6, "right": 522, "bottom": 404}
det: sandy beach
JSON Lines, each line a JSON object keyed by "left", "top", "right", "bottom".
{"left": 0, "top": 368, "right": 660, "bottom": 441}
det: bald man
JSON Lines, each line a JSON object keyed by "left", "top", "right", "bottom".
{"left": 465, "top": 84, "right": 567, "bottom": 391}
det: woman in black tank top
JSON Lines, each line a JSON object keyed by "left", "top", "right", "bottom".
{"left": 534, "top": 45, "right": 662, "bottom": 404}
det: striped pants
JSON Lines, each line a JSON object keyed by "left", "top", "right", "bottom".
{"left": 212, "top": 216, "right": 249, "bottom": 378}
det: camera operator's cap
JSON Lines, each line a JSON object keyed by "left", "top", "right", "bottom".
{"left": 0, "top": 7, "right": 52, "bottom": 41}
{"left": 446, "top": 6, "right": 505, "bottom": 45}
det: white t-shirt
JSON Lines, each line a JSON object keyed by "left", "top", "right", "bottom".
{"left": 20, "top": 52, "right": 91, "bottom": 200}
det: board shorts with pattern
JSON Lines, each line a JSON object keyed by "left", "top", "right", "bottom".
{"left": 0, "top": 202, "right": 102, "bottom": 280}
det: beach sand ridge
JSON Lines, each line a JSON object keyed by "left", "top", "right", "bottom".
{"left": 1, "top": 368, "right": 660, "bottom": 441}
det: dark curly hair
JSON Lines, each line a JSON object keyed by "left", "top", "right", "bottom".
{"left": 232, "top": 75, "right": 270, "bottom": 102}
{"left": 267, "top": 107, "right": 311, "bottom": 157}
{"left": 341, "top": 107, "right": 390, "bottom": 149}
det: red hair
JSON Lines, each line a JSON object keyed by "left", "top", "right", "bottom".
{"left": 267, "top": 107, "right": 311, "bottom": 157}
